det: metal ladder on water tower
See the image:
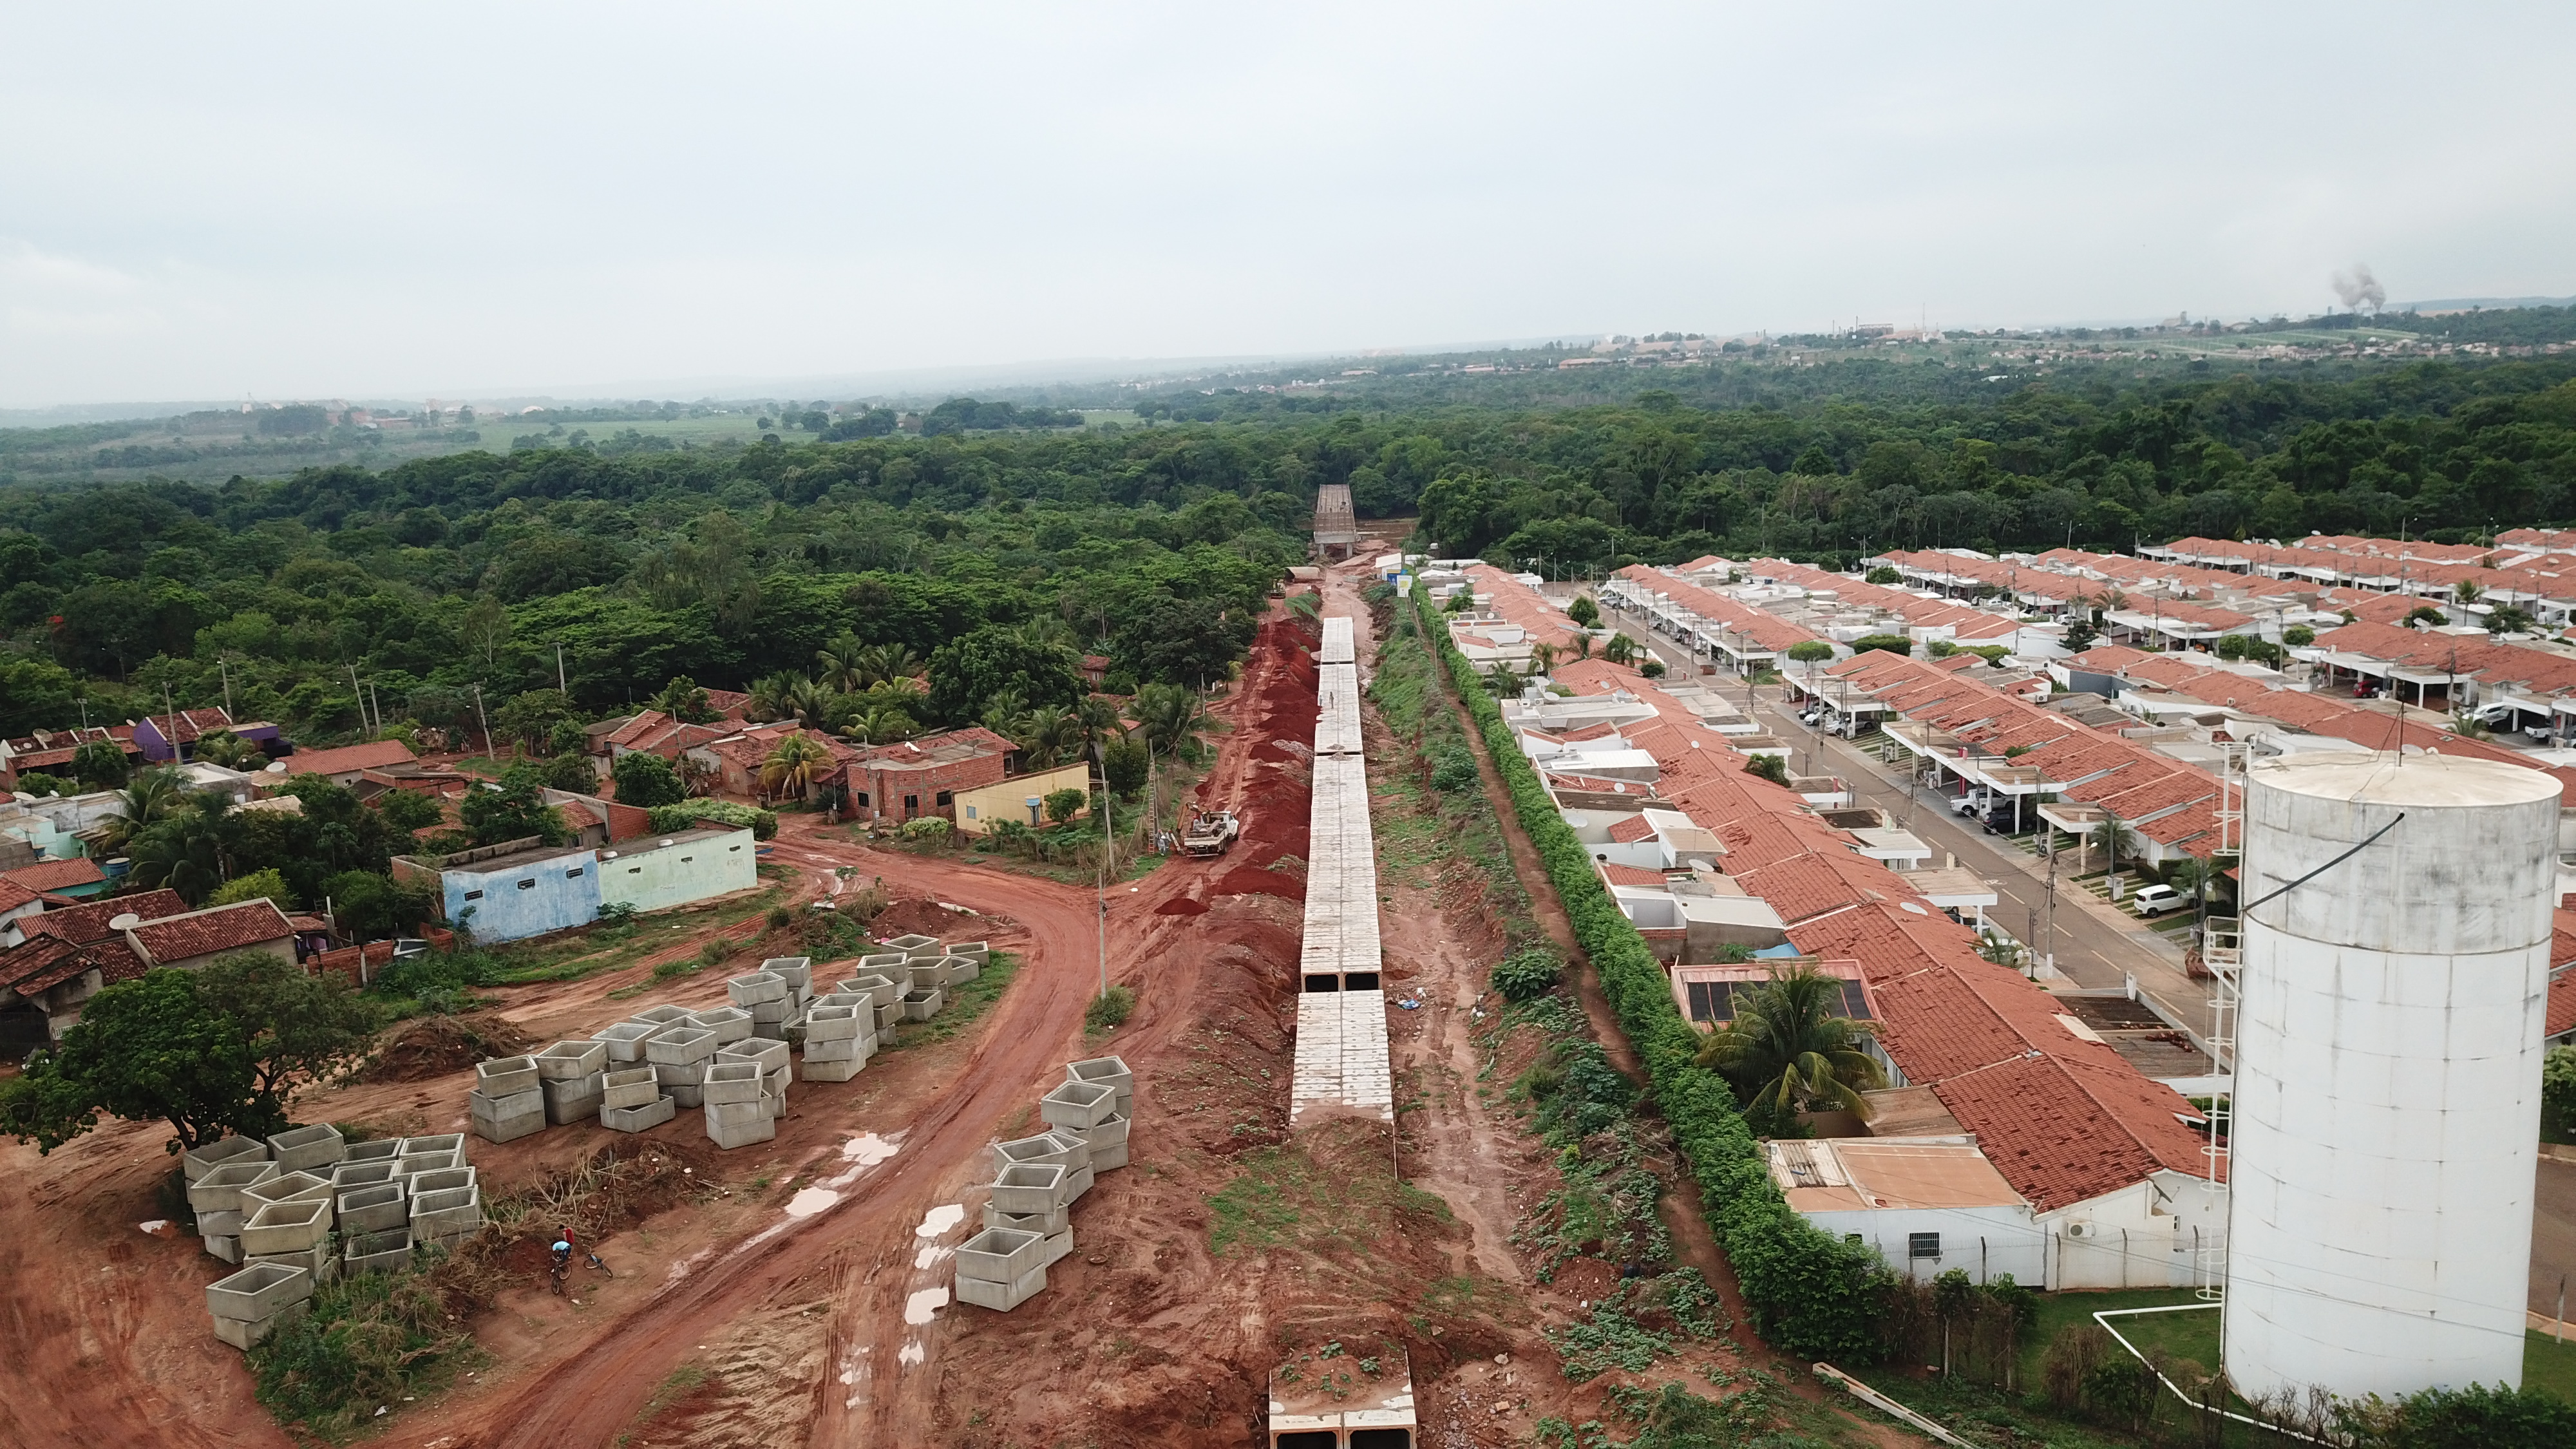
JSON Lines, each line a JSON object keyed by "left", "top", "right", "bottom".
{"left": 2195, "top": 741, "right": 2244, "bottom": 1303}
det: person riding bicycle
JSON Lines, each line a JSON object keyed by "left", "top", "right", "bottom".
{"left": 557, "top": 1223, "right": 605, "bottom": 1274}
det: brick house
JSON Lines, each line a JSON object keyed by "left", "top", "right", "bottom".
{"left": 844, "top": 727, "right": 1014, "bottom": 822}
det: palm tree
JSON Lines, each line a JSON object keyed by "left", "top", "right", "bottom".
{"left": 1074, "top": 696, "right": 1126, "bottom": 755}
{"left": 126, "top": 791, "right": 230, "bottom": 905}
{"left": 814, "top": 634, "right": 868, "bottom": 694}
{"left": 1529, "top": 641, "right": 1558, "bottom": 676}
{"left": 1009, "top": 706, "right": 1082, "bottom": 770}
{"left": 857, "top": 643, "right": 923, "bottom": 688}
{"left": 1012, "top": 616, "right": 1075, "bottom": 651}
{"left": 840, "top": 705, "right": 918, "bottom": 746}
{"left": 1128, "top": 683, "right": 1206, "bottom": 763}
{"left": 191, "top": 730, "right": 254, "bottom": 770}
{"left": 2086, "top": 812, "right": 2140, "bottom": 878}
{"left": 758, "top": 733, "right": 837, "bottom": 800}
{"left": 748, "top": 671, "right": 804, "bottom": 724}
{"left": 1976, "top": 934, "right": 2032, "bottom": 976}
{"left": 1484, "top": 663, "right": 1524, "bottom": 696}
{"left": 1570, "top": 633, "right": 1593, "bottom": 661}
{"left": 1694, "top": 965, "right": 1887, "bottom": 1121}
{"left": 100, "top": 766, "right": 191, "bottom": 854}
{"left": 1604, "top": 633, "right": 1640, "bottom": 667}
{"left": 2453, "top": 578, "right": 2485, "bottom": 610}
{"left": 786, "top": 676, "right": 836, "bottom": 732}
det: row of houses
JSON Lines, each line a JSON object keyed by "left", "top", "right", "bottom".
{"left": 589, "top": 712, "right": 1090, "bottom": 833}
{"left": 0, "top": 890, "right": 307, "bottom": 1048}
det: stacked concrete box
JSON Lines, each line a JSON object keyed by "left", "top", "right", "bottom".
{"left": 1066, "top": 1056, "right": 1134, "bottom": 1112}
{"left": 249, "top": 1239, "right": 335, "bottom": 1285}
{"left": 1041, "top": 1130, "right": 1095, "bottom": 1201}
{"left": 728, "top": 971, "right": 788, "bottom": 1009}
{"left": 703, "top": 1099, "right": 775, "bottom": 1150}
{"left": 1081, "top": 1113, "right": 1132, "bottom": 1171}
{"left": 646, "top": 1027, "right": 719, "bottom": 1109}
{"left": 761, "top": 1065, "right": 790, "bottom": 1119}
{"left": 536, "top": 1041, "right": 610, "bottom": 1126}
{"left": 983, "top": 1202, "right": 1070, "bottom": 1236}
{"left": 719, "top": 1037, "right": 789, "bottom": 1079}
{"left": 204, "top": 1235, "right": 244, "bottom": 1265}
{"left": 471, "top": 1055, "right": 546, "bottom": 1143}
{"left": 410, "top": 1185, "right": 484, "bottom": 1248}
{"left": 989, "top": 1162, "right": 1071, "bottom": 1216}
{"left": 629, "top": 1003, "right": 694, "bottom": 1028}
{"left": 1039, "top": 1079, "right": 1117, "bottom": 1132}
{"left": 601, "top": 1094, "right": 676, "bottom": 1132}
{"left": 902, "top": 961, "right": 946, "bottom": 995}
{"left": 885, "top": 933, "right": 942, "bottom": 960}
{"left": 800, "top": 1003, "right": 870, "bottom": 1083}
{"left": 592, "top": 1021, "right": 660, "bottom": 1063}
{"left": 954, "top": 1227, "right": 1050, "bottom": 1312}
{"left": 189, "top": 1159, "right": 278, "bottom": 1255}
{"left": 685, "top": 1005, "right": 753, "bottom": 1045}
{"left": 242, "top": 1198, "right": 332, "bottom": 1258}
{"left": 701, "top": 1061, "right": 762, "bottom": 1105}
{"left": 933, "top": 954, "right": 980, "bottom": 985}
{"left": 329, "top": 1160, "right": 399, "bottom": 1196}
{"left": 900, "top": 986, "right": 944, "bottom": 1022}
{"left": 337, "top": 1183, "right": 408, "bottom": 1236}
{"left": 344, "top": 1137, "right": 406, "bottom": 1167}
{"left": 408, "top": 1132, "right": 468, "bottom": 1157}
{"left": 410, "top": 1166, "right": 476, "bottom": 1200}
{"left": 761, "top": 956, "right": 813, "bottom": 998}
{"left": 184, "top": 1135, "right": 269, "bottom": 1184}
{"left": 206, "top": 1262, "right": 312, "bottom": 1351}
{"left": 855, "top": 951, "right": 908, "bottom": 975}
{"left": 598, "top": 1065, "right": 673, "bottom": 1130}
{"left": 343, "top": 1227, "right": 413, "bottom": 1276}
{"left": 943, "top": 940, "right": 991, "bottom": 965}
{"left": 395, "top": 1148, "right": 464, "bottom": 1184}
{"left": 266, "top": 1123, "right": 346, "bottom": 1175}
{"left": 245, "top": 1171, "right": 334, "bottom": 1213}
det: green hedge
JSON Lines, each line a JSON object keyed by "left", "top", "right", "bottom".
{"left": 647, "top": 800, "right": 778, "bottom": 840}
{"left": 1412, "top": 586, "right": 1889, "bottom": 1360}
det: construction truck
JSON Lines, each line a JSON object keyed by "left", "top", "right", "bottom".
{"left": 1181, "top": 809, "right": 1240, "bottom": 857}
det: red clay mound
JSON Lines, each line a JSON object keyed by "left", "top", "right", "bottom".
{"left": 1155, "top": 896, "right": 1209, "bottom": 916}
{"left": 869, "top": 895, "right": 980, "bottom": 938}
{"left": 1211, "top": 865, "right": 1305, "bottom": 901}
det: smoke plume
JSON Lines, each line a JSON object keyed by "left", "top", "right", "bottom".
{"left": 2331, "top": 264, "right": 2386, "bottom": 314}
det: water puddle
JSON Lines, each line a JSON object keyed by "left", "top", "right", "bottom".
{"left": 902, "top": 1286, "right": 949, "bottom": 1325}
{"left": 913, "top": 1203, "right": 965, "bottom": 1238}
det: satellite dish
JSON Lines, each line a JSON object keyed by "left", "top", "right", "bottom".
{"left": 109, "top": 913, "right": 141, "bottom": 931}
{"left": 265, "top": 760, "right": 288, "bottom": 773}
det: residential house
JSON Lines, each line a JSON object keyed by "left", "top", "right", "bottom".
{"left": 951, "top": 760, "right": 1092, "bottom": 835}
{"left": 394, "top": 825, "right": 757, "bottom": 945}
{"left": 842, "top": 727, "right": 1014, "bottom": 822}
{"left": 125, "top": 900, "right": 298, "bottom": 971}
{"left": 4, "top": 857, "right": 106, "bottom": 900}
{"left": 133, "top": 707, "right": 282, "bottom": 764}
{"left": 263, "top": 739, "right": 420, "bottom": 789}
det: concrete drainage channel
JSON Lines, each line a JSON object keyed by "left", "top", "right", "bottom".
{"left": 187, "top": 1122, "right": 480, "bottom": 1350}
{"left": 952, "top": 1054, "right": 1135, "bottom": 1312}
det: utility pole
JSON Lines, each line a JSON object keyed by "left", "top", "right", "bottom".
{"left": 1095, "top": 784, "right": 1111, "bottom": 1000}
{"left": 162, "top": 682, "right": 180, "bottom": 764}
{"left": 555, "top": 641, "right": 567, "bottom": 694}
{"left": 348, "top": 665, "right": 371, "bottom": 735}
{"left": 219, "top": 658, "right": 232, "bottom": 718}
{"left": 472, "top": 683, "right": 495, "bottom": 760}
{"left": 2042, "top": 822, "right": 2058, "bottom": 979}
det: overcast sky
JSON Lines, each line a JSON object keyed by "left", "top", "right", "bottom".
{"left": 3, "top": 3, "right": 2571, "bottom": 408}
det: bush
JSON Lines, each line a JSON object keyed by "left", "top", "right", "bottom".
{"left": 247, "top": 1267, "right": 466, "bottom": 1434}
{"left": 1085, "top": 985, "right": 1135, "bottom": 1032}
{"left": 647, "top": 799, "right": 777, "bottom": 840}
{"left": 1410, "top": 584, "right": 1889, "bottom": 1361}
{"left": 2338, "top": 1382, "right": 2576, "bottom": 1448}
{"left": 898, "top": 817, "right": 952, "bottom": 843}
{"left": 1850, "top": 633, "right": 1912, "bottom": 656}
{"left": 1428, "top": 741, "right": 1481, "bottom": 793}
{"left": 1490, "top": 948, "right": 1561, "bottom": 1001}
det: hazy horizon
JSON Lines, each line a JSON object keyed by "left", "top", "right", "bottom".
{"left": 5, "top": 3, "right": 2573, "bottom": 411}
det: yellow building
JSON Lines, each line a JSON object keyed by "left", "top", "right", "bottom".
{"left": 951, "top": 762, "right": 1093, "bottom": 835}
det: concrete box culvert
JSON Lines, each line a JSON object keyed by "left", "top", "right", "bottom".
{"left": 474, "top": 1054, "right": 542, "bottom": 1097}
{"left": 842, "top": 974, "right": 902, "bottom": 1007}
{"left": 685, "top": 1006, "right": 753, "bottom": 1044}
{"left": 803, "top": 1005, "right": 863, "bottom": 1041}
{"left": 197, "top": 1209, "right": 247, "bottom": 1237}
{"left": 855, "top": 952, "right": 908, "bottom": 971}
{"left": 1039, "top": 1080, "right": 1118, "bottom": 1131}
{"left": 1083, "top": 1113, "right": 1132, "bottom": 1150}
{"left": 183, "top": 1135, "right": 269, "bottom": 1184}
{"left": 937, "top": 955, "right": 980, "bottom": 985}
{"left": 337, "top": 1183, "right": 409, "bottom": 1235}
{"left": 212, "top": 1298, "right": 309, "bottom": 1350}
{"left": 329, "top": 1161, "right": 399, "bottom": 1193}
{"left": 541, "top": 1073, "right": 608, "bottom": 1124}
{"left": 628, "top": 1003, "right": 693, "bottom": 1027}
{"left": 343, "top": 1229, "right": 413, "bottom": 1275}
{"left": 946, "top": 940, "right": 991, "bottom": 964}
{"left": 601, "top": 1066, "right": 661, "bottom": 1110}
{"left": 706, "top": 1113, "right": 776, "bottom": 1150}
{"left": 244, "top": 1170, "right": 334, "bottom": 1210}
{"left": 984, "top": 1204, "right": 1070, "bottom": 1236}
{"left": 872, "top": 1001, "right": 903, "bottom": 1032}
{"left": 410, "top": 1187, "right": 484, "bottom": 1238}
{"left": 990, "top": 1163, "right": 1070, "bottom": 1215}
{"left": 1062, "top": 1163, "right": 1097, "bottom": 1199}
{"left": 406, "top": 1133, "right": 466, "bottom": 1157}
{"left": 727, "top": 971, "right": 789, "bottom": 1007}
{"left": 760, "top": 956, "right": 812, "bottom": 990}
{"left": 535, "top": 1039, "right": 609, "bottom": 1079}
{"left": 645, "top": 1027, "right": 719, "bottom": 1067}
{"left": 265, "top": 1123, "right": 347, "bottom": 1173}
{"left": 810, "top": 990, "right": 869, "bottom": 1009}
{"left": 592, "top": 1021, "right": 659, "bottom": 1062}
{"left": 956, "top": 1227, "right": 1045, "bottom": 1283}
{"left": 1039, "top": 1130, "right": 1093, "bottom": 1173}
{"left": 902, "top": 962, "right": 947, "bottom": 994}
{"left": 187, "top": 1160, "right": 279, "bottom": 1215}
{"left": 469, "top": 1089, "right": 545, "bottom": 1144}
{"left": 1065, "top": 1056, "right": 1133, "bottom": 1100}
{"left": 879, "top": 933, "right": 938, "bottom": 960}
{"left": 702, "top": 1061, "right": 764, "bottom": 1105}
{"left": 748, "top": 999, "right": 793, "bottom": 1025}
{"left": 990, "top": 1134, "right": 1068, "bottom": 1177}
{"left": 665, "top": 1080, "right": 707, "bottom": 1109}
{"left": 955, "top": 1262, "right": 1047, "bottom": 1312}
{"left": 804, "top": 1032, "right": 869, "bottom": 1061}
{"left": 203, "top": 1235, "right": 242, "bottom": 1264}
{"left": 247, "top": 1240, "right": 336, "bottom": 1285}
{"left": 241, "top": 1198, "right": 332, "bottom": 1255}
{"left": 1090, "top": 1142, "right": 1131, "bottom": 1171}
{"left": 601, "top": 1095, "right": 676, "bottom": 1132}
{"left": 719, "top": 1038, "right": 789, "bottom": 1075}
{"left": 395, "top": 1150, "right": 463, "bottom": 1179}
{"left": 343, "top": 1137, "right": 406, "bottom": 1166}
{"left": 1039, "top": 1228, "right": 1074, "bottom": 1267}
{"left": 901, "top": 987, "right": 945, "bottom": 1021}
{"left": 800, "top": 1055, "right": 864, "bottom": 1082}
{"left": 410, "top": 1166, "right": 476, "bottom": 1198}
{"left": 206, "top": 1262, "right": 312, "bottom": 1321}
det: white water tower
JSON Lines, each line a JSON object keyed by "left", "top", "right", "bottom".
{"left": 2225, "top": 752, "right": 2557, "bottom": 1401}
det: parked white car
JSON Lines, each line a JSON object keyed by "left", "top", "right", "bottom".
{"left": 2130, "top": 884, "right": 2186, "bottom": 917}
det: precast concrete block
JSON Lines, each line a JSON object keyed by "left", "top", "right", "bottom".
{"left": 803, "top": 1033, "right": 866, "bottom": 1063}
{"left": 1082, "top": 1113, "right": 1130, "bottom": 1151}
{"left": 247, "top": 1240, "right": 336, "bottom": 1285}
{"left": 265, "top": 1123, "right": 347, "bottom": 1173}
{"left": 748, "top": 998, "right": 791, "bottom": 1025}
{"left": 989, "top": 1163, "right": 1070, "bottom": 1216}
{"left": 873, "top": 1001, "right": 903, "bottom": 1034}
{"left": 903, "top": 962, "right": 945, "bottom": 994}
{"left": 954, "top": 1262, "right": 1046, "bottom": 1312}
{"left": 706, "top": 1113, "right": 775, "bottom": 1150}
{"left": 394, "top": 1150, "right": 462, "bottom": 1180}
{"left": 799, "top": 1055, "right": 863, "bottom": 1083}
{"left": 330, "top": 1160, "right": 398, "bottom": 1193}
{"left": 243, "top": 1171, "right": 334, "bottom": 1211}
{"left": 343, "top": 1228, "right": 412, "bottom": 1276}
{"left": 541, "top": 1072, "right": 607, "bottom": 1124}
{"left": 955, "top": 1227, "right": 1045, "bottom": 1283}
{"left": 204, "top": 1234, "right": 242, "bottom": 1264}
{"left": 848, "top": 973, "right": 903, "bottom": 1007}
{"left": 343, "top": 1137, "right": 405, "bottom": 1166}
{"left": 184, "top": 1134, "right": 269, "bottom": 1183}
{"left": 701, "top": 1061, "right": 764, "bottom": 1105}
{"left": 1038, "top": 1079, "right": 1117, "bottom": 1131}
{"left": 667, "top": 1081, "right": 706, "bottom": 1109}
{"left": 337, "top": 1184, "right": 408, "bottom": 1235}
{"left": 534, "top": 1039, "right": 608, "bottom": 1080}
{"left": 469, "top": 1088, "right": 545, "bottom": 1144}
{"left": 944, "top": 940, "right": 991, "bottom": 965}
{"left": 760, "top": 956, "right": 812, "bottom": 991}
{"left": 1061, "top": 1162, "right": 1096, "bottom": 1200}
{"left": 241, "top": 1198, "right": 332, "bottom": 1255}
{"left": 878, "top": 1024, "right": 900, "bottom": 1048}
{"left": 1090, "top": 1142, "right": 1130, "bottom": 1171}
{"left": 207, "top": 1264, "right": 312, "bottom": 1323}
{"left": 601, "top": 1066, "right": 661, "bottom": 1110}
{"left": 900, "top": 986, "right": 944, "bottom": 1021}
{"left": 601, "top": 1095, "right": 676, "bottom": 1133}
{"left": 212, "top": 1298, "right": 307, "bottom": 1350}
{"left": 1039, "top": 1227, "right": 1074, "bottom": 1267}
{"left": 983, "top": 1204, "right": 1070, "bottom": 1236}
{"left": 1065, "top": 1055, "right": 1134, "bottom": 1106}
{"left": 684, "top": 1005, "right": 752, "bottom": 1044}
{"left": 937, "top": 954, "right": 980, "bottom": 985}
{"left": 197, "top": 1209, "right": 246, "bottom": 1237}
{"left": 1038, "top": 1130, "right": 1092, "bottom": 1174}
{"left": 410, "top": 1186, "right": 484, "bottom": 1238}
{"left": 991, "top": 1133, "right": 1072, "bottom": 1178}
{"left": 855, "top": 951, "right": 907, "bottom": 972}
{"left": 886, "top": 933, "right": 941, "bottom": 961}
{"left": 474, "top": 1054, "right": 542, "bottom": 1098}
{"left": 644, "top": 1026, "right": 719, "bottom": 1069}
{"left": 718, "top": 1038, "right": 788, "bottom": 1075}
{"left": 777, "top": 1018, "right": 808, "bottom": 1048}
{"left": 406, "top": 1133, "right": 466, "bottom": 1158}
{"left": 810, "top": 990, "right": 867, "bottom": 1010}
{"left": 628, "top": 1003, "right": 693, "bottom": 1027}
{"left": 592, "top": 1021, "right": 659, "bottom": 1062}
{"left": 726, "top": 971, "right": 788, "bottom": 1007}
{"left": 704, "top": 1098, "right": 768, "bottom": 1130}
{"left": 187, "top": 1160, "right": 278, "bottom": 1215}
{"left": 409, "top": 1166, "right": 476, "bottom": 1198}
{"left": 763, "top": 1059, "right": 793, "bottom": 1092}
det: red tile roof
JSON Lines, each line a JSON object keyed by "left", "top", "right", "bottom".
{"left": 3, "top": 858, "right": 104, "bottom": 894}
{"left": 1933, "top": 1054, "right": 2213, "bottom": 1212}
{"left": 126, "top": 900, "right": 294, "bottom": 964}
{"left": 1599, "top": 862, "right": 1676, "bottom": 888}
{"left": 276, "top": 739, "right": 419, "bottom": 778}
{"left": 19, "top": 889, "right": 189, "bottom": 945}
{"left": 1606, "top": 813, "right": 1659, "bottom": 844}
{"left": 0, "top": 878, "right": 38, "bottom": 916}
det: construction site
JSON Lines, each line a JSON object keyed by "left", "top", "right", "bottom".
{"left": 0, "top": 543, "right": 1913, "bottom": 1449}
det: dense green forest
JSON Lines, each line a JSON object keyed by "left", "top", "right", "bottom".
{"left": 3, "top": 332, "right": 2575, "bottom": 749}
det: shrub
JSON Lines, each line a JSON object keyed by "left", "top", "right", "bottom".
{"left": 1428, "top": 741, "right": 1481, "bottom": 793}
{"left": 1490, "top": 949, "right": 1561, "bottom": 1001}
{"left": 1410, "top": 585, "right": 1889, "bottom": 1361}
{"left": 1085, "top": 985, "right": 1135, "bottom": 1031}
{"left": 898, "top": 816, "right": 952, "bottom": 843}
{"left": 247, "top": 1268, "right": 465, "bottom": 1433}
{"left": 647, "top": 800, "right": 777, "bottom": 840}
{"left": 1850, "top": 633, "right": 1912, "bottom": 656}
